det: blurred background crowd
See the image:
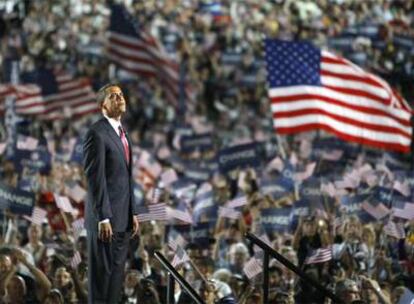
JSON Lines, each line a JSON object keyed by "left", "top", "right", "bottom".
{"left": 0, "top": 0, "right": 414, "bottom": 303}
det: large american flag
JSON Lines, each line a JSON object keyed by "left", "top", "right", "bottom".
{"left": 0, "top": 70, "right": 98, "bottom": 119}
{"left": 107, "top": 4, "right": 193, "bottom": 106}
{"left": 265, "top": 39, "right": 412, "bottom": 153}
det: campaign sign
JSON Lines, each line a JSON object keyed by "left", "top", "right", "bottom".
{"left": 183, "top": 165, "right": 211, "bottom": 183}
{"left": 12, "top": 145, "right": 51, "bottom": 175}
{"left": 371, "top": 186, "right": 395, "bottom": 208}
{"left": 180, "top": 133, "right": 213, "bottom": 153}
{"left": 260, "top": 177, "right": 293, "bottom": 200}
{"left": 260, "top": 207, "right": 292, "bottom": 234}
{"left": 300, "top": 178, "right": 323, "bottom": 204}
{"left": 290, "top": 199, "right": 310, "bottom": 231}
{"left": 341, "top": 194, "right": 372, "bottom": 223}
{"left": 167, "top": 222, "right": 212, "bottom": 246}
{"left": 193, "top": 191, "right": 218, "bottom": 223}
{"left": 218, "top": 143, "right": 260, "bottom": 173}
{"left": 0, "top": 183, "right": 35, "bottom": 215}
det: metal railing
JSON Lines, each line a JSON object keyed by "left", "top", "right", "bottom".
{"left": 245, "top": 232, "right": 344, "bottom": 304}
{"left": 154, "top": 251, "right": 205, "bottom": 304}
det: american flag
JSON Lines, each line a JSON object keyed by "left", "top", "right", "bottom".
{"left": 16, "top": 135, "right": 39, "bottom": 151}
{"left": 218, "top": 206, "right": 241, "bottom": 220}
{"left": 226, "top": 195, "right": 248, "bottom": 208}
{"left": 168, "top": 229, "right": 187, "bottom": 251}
{"left": 173, "top": 182, "right": 198, "bottom": 203}
{"left": 65, "top": 183, "right": 87, "bottom": 203}
{"left": 253, "top": 233, "right": 273, "bottom": 253}
{"left": 70, "top": 251, "right": 82, "bottom": 269}
{"left": 72, "top": 217, "right": 85, "bottom": 239}
{"left": 107, "top": 4, "right": 194, "bottom": 106}
{"left": 54, "top": 194, "right": 76, "bottom": 215}
{"left": 304, "top": 246, "right": 332, "bottom": 265}
{"left": 23, "top": 206, "right": 48, "bottom": 225}
{"left": 161, "top": 169, "right": 178, "bottom": 186}
{"left": 136, "top": 203, "right": 167, "bottom": 222}
{"left": 1, "top": 69, "right": 99, "bottom": 120}
{"left": 384, "top": 220, "right": 405, "bottom": 239}
{"left": 243, "top": 256, "right": 263, "bottom": 279}
{"left": 265, "top": 39, "right": 412, "bottom": 153}
{"left": 171, "top": 245, "right": 190, "bottom": 267}
{"left": 0, "top": 84, "right": 42, "bottom": 114}
{"left": 393, "top": 180, "right": 411, "bottom": 197}
{"left": 393, "top": 203, "right": 414, "bottom": 221}
{"left": 166, "top": 206, "right": 193, "bottom": 224}
{"left": 361, "top": 201, "right": 391, "bottom": 220}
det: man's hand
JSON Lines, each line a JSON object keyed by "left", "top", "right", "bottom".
{"left": 131, "top": 215, "right": 139, "bottom": 238}
{"left": 98, "top": 222, "right": 113, "bottom": 242}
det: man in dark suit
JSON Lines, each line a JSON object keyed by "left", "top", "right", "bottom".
{"left": 83, "top": 84, "right": 140, "bottom": 303}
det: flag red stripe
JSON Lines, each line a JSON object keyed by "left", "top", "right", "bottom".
{"left": 271, "top": 94, "right": 410, "bottom": 127}
{"left": 274, "top": 123, "right": 410, "bottom": 153}
{"left": 274, "top": 108, "right": 411, "bottom": 138}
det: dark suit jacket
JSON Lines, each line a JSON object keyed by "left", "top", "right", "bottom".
{"left": 83, "top": 117, "right": 138, "bottom": 232}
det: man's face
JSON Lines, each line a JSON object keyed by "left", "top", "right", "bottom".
{"left": 102, "top": 86, "right": 126, "bottom": 118}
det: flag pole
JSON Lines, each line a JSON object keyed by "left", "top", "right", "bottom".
{"left": 188, "top": 258, "right": 209, "bottom": 285}
{"left": 5, "top": 61, "right": 20, "bottom": 159}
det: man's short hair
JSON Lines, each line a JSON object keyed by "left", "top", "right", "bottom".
{"left": 96, "top": 83, "right": 120, "bottom": 107}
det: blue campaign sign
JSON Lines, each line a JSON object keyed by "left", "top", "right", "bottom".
{"left": 0, "top": 183, "right": 35, "bottom": 216}
{"left": 260, "top": 177, "right": 293, "bottom": 200}
{"left": 182, "top": 161, "right": 212, "bottom": 183}
{"left": 167, "top": 222, "right": 212, "bottom": 246}
{"left": 12, "top": 144, "right": 51, "bottom": 175}
{"left": 290, "top": 199, "right": 310, "bottom": 231}
{"left": 218, "top": 143, "right": 260, "bottom": 173}
{"left": 193, "top": 191, "right": 218, "bottom": 223}
{"left": 180, "top": 133, "right": 213, "bottom": 153}
{"left": 300, "top": 178, "right": 323, "bottom": 204}
{"left": 341, "top": 194, "right": 372, "bottom": 223}
{"left": 371, "top": 186, "right": 394, "bottom": 207}
{"left": 260, "top": 207, "right": 292, "bottom": 234}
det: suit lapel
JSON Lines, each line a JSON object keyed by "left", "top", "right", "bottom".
{"left": 101, "top": 119, "right": 129, "bottom": 167}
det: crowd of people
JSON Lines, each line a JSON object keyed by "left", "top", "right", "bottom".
{"left": 0, "top": 0, "right": 414, "bottom": 303}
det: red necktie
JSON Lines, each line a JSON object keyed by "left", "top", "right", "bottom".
{"left": 118, "top": 126, "right": 130, "bottom": 165}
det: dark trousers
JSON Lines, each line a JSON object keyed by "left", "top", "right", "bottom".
{"left": 87, "top": 230, "right": 131, "bottom": 304}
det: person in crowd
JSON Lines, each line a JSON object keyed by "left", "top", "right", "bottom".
{"left": 0, "top": 249, "right": 51, "bottom": 303}
{"left": 23, "top": 224, "right": 45, "bottom": 266}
